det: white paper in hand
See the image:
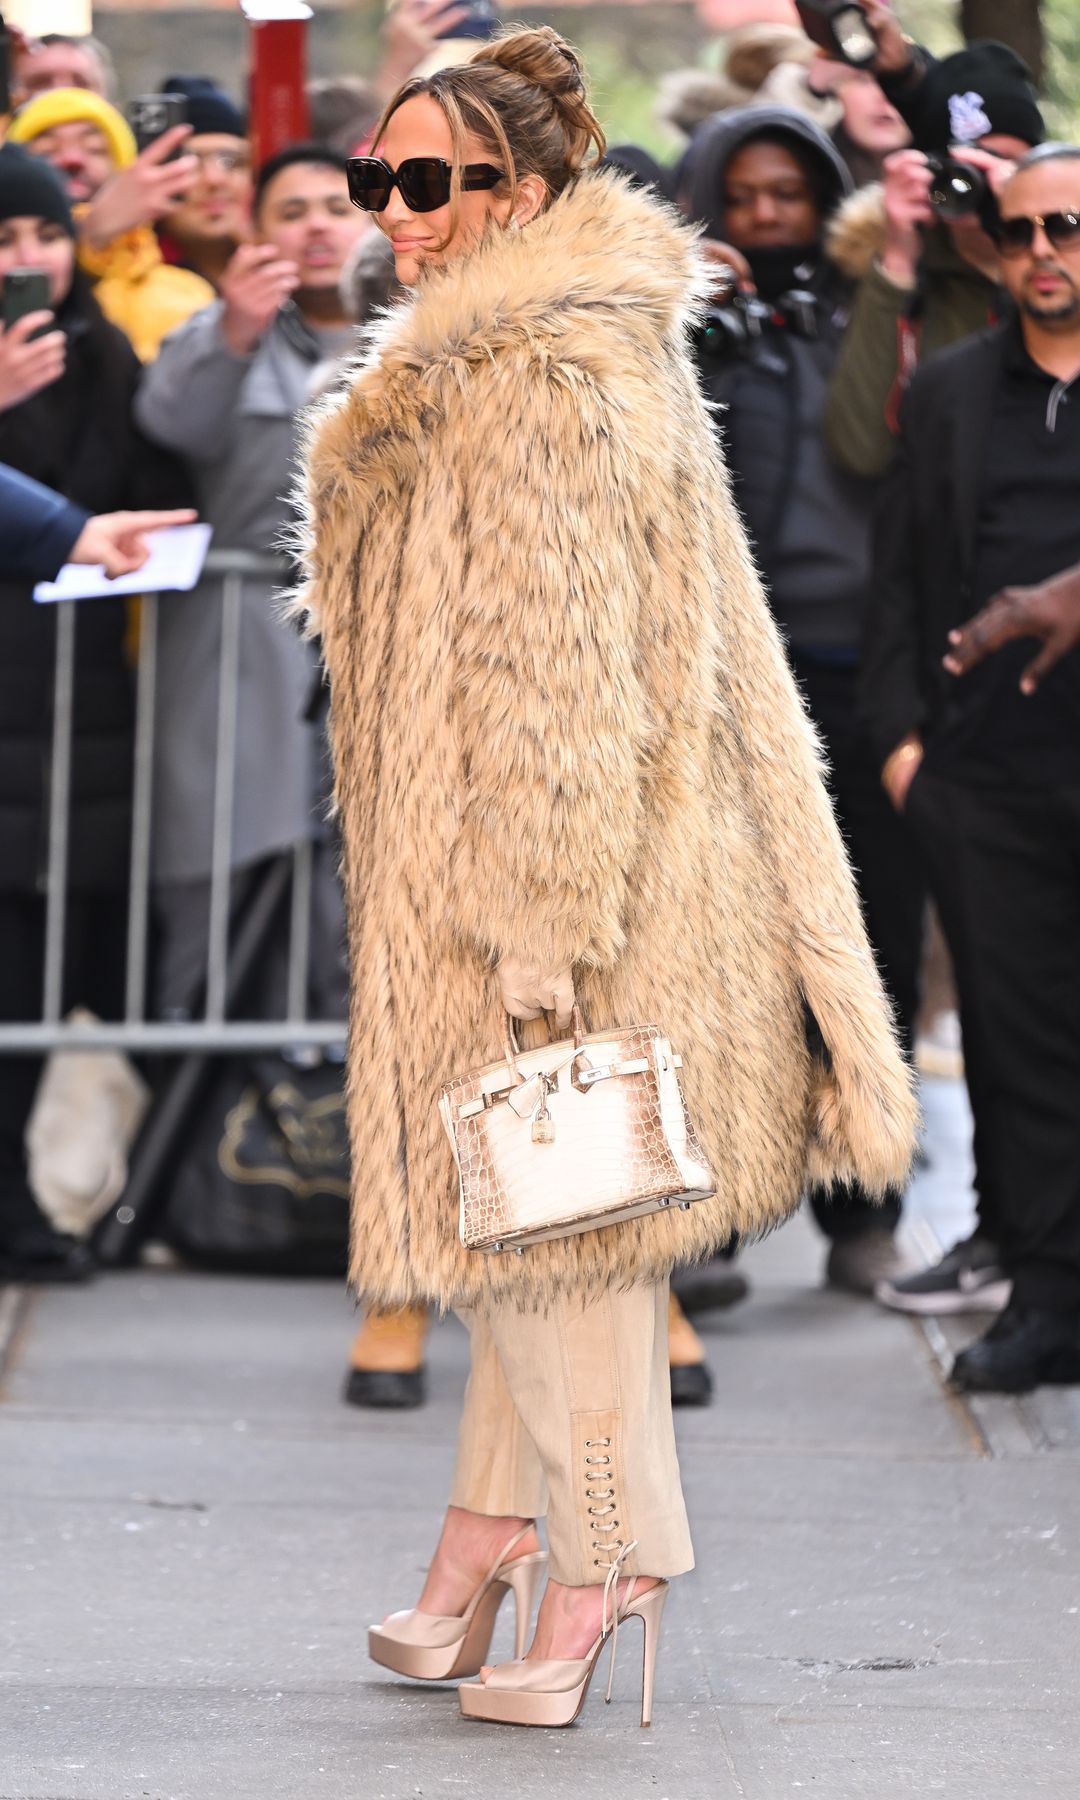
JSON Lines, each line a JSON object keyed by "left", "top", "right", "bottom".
{"left": 34, "top": 523, "right": 214, "bottom": 604}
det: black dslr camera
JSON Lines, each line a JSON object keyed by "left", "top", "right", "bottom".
{"left": 694, "top": 278, "right": 823, "bottom": 361}
{"left": 924, "top": 153, "right": 990, "bottom": 221}
{"left": 695, "top": 290, "right": 773, "bottom": 359}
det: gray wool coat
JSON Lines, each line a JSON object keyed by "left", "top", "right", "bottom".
{"left": 135, "top": 301, "right": 351, "bottom": 884}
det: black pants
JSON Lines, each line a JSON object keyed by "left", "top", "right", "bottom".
{"left": 792, "top": 658, "right": 925, "bottom": 1242}
{"left": 905, "top": 770, "right": 1080, "bottom": 1313}
{"left": 0, "top": 893, "right": 126, "bottom": 1242}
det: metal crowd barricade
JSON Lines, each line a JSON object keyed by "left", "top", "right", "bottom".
{"left": 0, "top": 549, "right": 346, "bottom": 1262}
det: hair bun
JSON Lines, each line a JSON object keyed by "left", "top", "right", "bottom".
{"left": 475, "top": 25, "right": 587, "bottom": 106}
{"left": 471, "top": 26, "right": 602, "bottom": 173}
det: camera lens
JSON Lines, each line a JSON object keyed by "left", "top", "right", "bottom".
{"left": 927, "top": 157, "right": 986, "bottom": 220}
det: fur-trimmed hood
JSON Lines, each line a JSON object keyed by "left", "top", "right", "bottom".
{"left": 825, "top": 181, "right": 888, "bottom": 280}
{"left": 297, "top": 168, "right": 916, "bottom": 1312}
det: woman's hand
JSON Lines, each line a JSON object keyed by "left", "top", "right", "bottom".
{"left": 497, "top": 957, "right": 576, "bottom": 1033}
{"left": 0, "top": 313, "right": 66, "bottom": 411}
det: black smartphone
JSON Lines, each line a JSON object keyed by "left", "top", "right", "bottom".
{"left": 128, "top": 93, "right": 188, "bottom": 155}
{"left": 2, "top": 269, "right": 52, "bottom": 334}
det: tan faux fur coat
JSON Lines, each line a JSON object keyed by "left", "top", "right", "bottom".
{"left": 295, "top": 170, "right": 917, "bottom": 1312}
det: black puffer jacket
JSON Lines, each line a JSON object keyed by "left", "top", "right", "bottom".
{"left": 0, "top": 272, "right": 187, "bottom": 894}
{"left": 683, "top": 108, "right": 879, "bottom": 654}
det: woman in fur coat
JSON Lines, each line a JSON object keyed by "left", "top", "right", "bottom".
{"left": 296, "top": 27, "right": 916, "bottom": 1731}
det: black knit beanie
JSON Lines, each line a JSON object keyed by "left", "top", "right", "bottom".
{"left": 0, "top": 144, "right": 76, "bottom": 233}
{"left": 162, "top": 75, "right": 247, "bottom": 139}
{"left": 919, "top": 41, "right": 1045, "bottom": 151}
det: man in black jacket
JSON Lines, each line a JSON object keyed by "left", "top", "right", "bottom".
{"left": 683, "top": 105, "right": 924, "bottom": 1298}
{"left": 864, "top": 145, "right": 1080, "bottom": 1392}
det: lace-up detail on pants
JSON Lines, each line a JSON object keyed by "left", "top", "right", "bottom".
{"left": 585, "top": 1435, "right": 624, "bottom": 1567}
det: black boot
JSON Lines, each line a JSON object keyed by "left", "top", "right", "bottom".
{"left": 668, "top": 1291, "right": 713, "bottom": 1407}
{"left": 674, "top": 1256, "right": 750, "bottom": 1317}
{"left": 343, "top": 1304, "right": 428, "bottom": 1410}
{"left": 951, "top": 1302, "right": 1080, "bottom": 1394}
{"left": 0, "top": 1225, "right": 95, "bottom": 1285}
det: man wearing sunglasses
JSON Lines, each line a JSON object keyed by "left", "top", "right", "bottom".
{"left": 862, "top": 145, "right": 1080, "bottom": 1394}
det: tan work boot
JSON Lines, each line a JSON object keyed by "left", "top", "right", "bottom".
{"left": 667, "top": 1290, "right": 713, "bottom": 1407}
{"left": 344, "top": 1303, "right": 429, "bottom": 1410}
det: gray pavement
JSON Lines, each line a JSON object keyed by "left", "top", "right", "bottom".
{"left": 2, "top": 1075, "right": 1079, "bottom": 1800}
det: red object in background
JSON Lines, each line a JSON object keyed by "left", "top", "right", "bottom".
{"left": 244, "top": 2, "right": 311, "bottom": 165}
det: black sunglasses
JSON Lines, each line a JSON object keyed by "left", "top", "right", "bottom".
{"left": 347, "top": 156, "right": 504, "bottom": 215}
{"left": 995, "top": 209, "right": 1080, "bottom": 256}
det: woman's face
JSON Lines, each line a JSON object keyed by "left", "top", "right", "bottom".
{"left": 374, "top": 93, "right": 519, "bottom": 287}
{"left": 0, "top": 216, "right": 75, "bottom": 306}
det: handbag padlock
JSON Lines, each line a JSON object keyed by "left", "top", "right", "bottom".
{"left": 531, "top": 1071, "right": 557, "bottom": 1145}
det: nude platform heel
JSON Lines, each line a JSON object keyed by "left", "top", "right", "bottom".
{"left": 368, "top": 1523, "right": 547, "bottom": 1682}
{"left": 458, "top": 1541, "right": 669, "bottom": 1729}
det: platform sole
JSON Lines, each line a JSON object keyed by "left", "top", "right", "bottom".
{"left": 458, "top": 1676, "right": 589, "bottom": 1728}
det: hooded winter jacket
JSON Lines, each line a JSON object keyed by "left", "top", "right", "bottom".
{"left": 683, "top": 107, "right": 876, "bottom": 655}
{"left": 295, "top": 171, "right": 916, "bottom": 1312}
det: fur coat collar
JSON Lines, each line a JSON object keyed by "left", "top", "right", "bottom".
{"left": 297, "top": 172, "right": 916, "bottom": 1312}
{"left": 301, "top": 171, "right": 707, "bottom": 575}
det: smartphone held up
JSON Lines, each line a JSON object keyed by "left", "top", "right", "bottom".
{"left": 2, "top": 267, "right": 51, "bottom": 334}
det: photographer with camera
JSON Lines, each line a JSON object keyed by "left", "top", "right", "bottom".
{"left": 823, "top": 39, "right": 1044, "bottom": 479}
{"left": 863, "top": 146, "right": 1080, "bottom": 1391}
{"left": 682, "top": 105, "right": 923, "bottom": 1298}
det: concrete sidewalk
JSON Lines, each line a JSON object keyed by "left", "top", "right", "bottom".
{"left": 2, "top": 1076, "right": 1078, "bottom": 1800}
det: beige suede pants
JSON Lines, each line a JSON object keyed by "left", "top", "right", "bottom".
{"left": 450, "top": 1279, "right": 695, "bottom": 1587}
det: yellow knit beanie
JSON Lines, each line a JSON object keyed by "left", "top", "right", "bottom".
{"left": 7, "top": 88, "right": 137, "bottom": 170}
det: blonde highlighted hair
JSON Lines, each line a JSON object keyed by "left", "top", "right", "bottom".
{"left": 369, "top": 24, "right": 606, "bottom": 245}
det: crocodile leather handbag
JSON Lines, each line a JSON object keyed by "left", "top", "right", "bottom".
{"left": 439, "top": 1008, "right": 715, "bottom": 1254}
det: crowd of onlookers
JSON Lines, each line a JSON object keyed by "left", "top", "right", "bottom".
{"left": 1, "top": 2, "right": 1078, "bottom": 1400}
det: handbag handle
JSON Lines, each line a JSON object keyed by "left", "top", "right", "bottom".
{"left": 502, "top": 1004, "right": 586, "bottom": 1085}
